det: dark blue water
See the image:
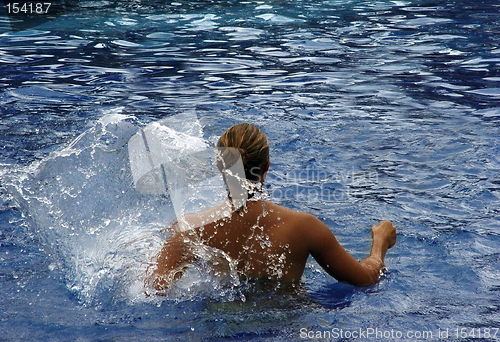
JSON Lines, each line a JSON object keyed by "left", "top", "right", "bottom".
{"left": 1, "top": 0, "right": 500, "bottom": 341}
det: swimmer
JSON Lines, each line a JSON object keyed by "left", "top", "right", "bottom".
{"left": 152, "top": 123, "right": 396, "bottom": 290}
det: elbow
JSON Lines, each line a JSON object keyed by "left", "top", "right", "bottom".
{"left": 357, "top": 272, "right": 380, "bottom": 286}
{"left": 346, "top": 262, "right": 383, "bottom": 287}
{"left": 335, "top": 270, "right": 380, "bottom": 287}
{"left": 357, "top": 257, "right": 384, "bottom": 286}
{"left": 343, "top": 274, "right": 379, "bottom": 287}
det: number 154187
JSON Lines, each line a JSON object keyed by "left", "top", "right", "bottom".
{"left": 5, "top": 2, "right": 52, "bottom": 14}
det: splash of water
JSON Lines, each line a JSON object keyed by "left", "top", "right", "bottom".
{"left": 3, "top": 111, "right": 248, "bottom": 306}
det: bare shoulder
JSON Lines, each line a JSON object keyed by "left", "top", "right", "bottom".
{"left": 262, "top": 200, "right": 326, "bottom": 238}
{"left": 265, "top": 199, "right": 321, "bottom": 218}
{"left": 263, "top": 200, "right": 314, "bottom": 222}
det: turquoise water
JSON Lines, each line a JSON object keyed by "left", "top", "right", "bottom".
{"left": 1, "top": 0, "right": 500, "bottom": 340}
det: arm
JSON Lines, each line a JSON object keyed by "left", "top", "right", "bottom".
{"left": 306, "top": 218, "right": 396, "bottom": 286}
{"left": 152, "top": 230, "right": 194, "bottom": 291}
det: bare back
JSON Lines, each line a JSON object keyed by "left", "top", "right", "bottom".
{"left": 152, "top": 199, "right": 396, "bottom": 290}
{"left": 193, "top": 200, "right": 311, "bottom": 281}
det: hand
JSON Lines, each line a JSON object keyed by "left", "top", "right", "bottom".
{"left": 371, "top": 221, "right": 396, "bottom": 249}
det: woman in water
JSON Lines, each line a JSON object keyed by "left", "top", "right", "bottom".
{"left": 152, "top": 123, "right": 396, "bottom": 290}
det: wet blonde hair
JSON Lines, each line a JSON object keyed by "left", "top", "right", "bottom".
{"left": 217, "top": 123, "right": 269, "bottom": 182}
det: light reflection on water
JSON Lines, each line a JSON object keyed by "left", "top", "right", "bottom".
{"left": 1, "top": 0, "right": 500, "bottom": 340}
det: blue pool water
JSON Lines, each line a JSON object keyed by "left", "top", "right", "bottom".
{"left": 1, "top": 0, "right": 500, "bottom": 340}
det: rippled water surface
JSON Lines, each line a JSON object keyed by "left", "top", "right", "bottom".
{"left": 1, "top": 0, "right": 500, "bottom": 341}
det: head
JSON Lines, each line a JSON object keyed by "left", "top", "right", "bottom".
{"left": 217, "top": 123, "right": 270, "bottom": 183}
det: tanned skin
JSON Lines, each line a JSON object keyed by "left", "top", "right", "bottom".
{"left": 153, "top": 161, "right": 396, "bottom": 290}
